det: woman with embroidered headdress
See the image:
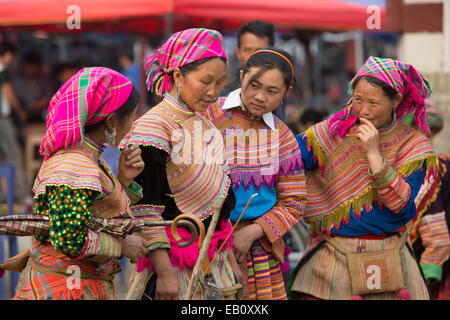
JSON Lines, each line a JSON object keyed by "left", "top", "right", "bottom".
{"left": 12, "top": 67, "right": 146, "bottom": 300}
{"left": 287, "top": 56, "right": 437, "bottom": 300}
{"left": 203, "top": 48, "right": 307, "bottom": 300}
{"left": 122, "top": 28, "right": 244, "bottom": 300}
{"left": 405, "top": 104, "right": 450, "bottom": 300}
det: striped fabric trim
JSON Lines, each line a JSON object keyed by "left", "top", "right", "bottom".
{"left": 418, "top": 211, "right": 450, "bottom": 267}
{"left": 33, "top": 150, "right": 112, "bottom": 197}
{"left": 122, "top": 94, "right": 231, "bottom": 221}
{"left": 131, "top": 205, "right": 170, "bottom": 249}
{"left": 243, "top": 241, "right": 287, "bottom": 300}
{"left": 204, "top": 99, "right": 303, "bottom": 190}
{"left": 80, "top": 229, "right": 122, "bottom": 263}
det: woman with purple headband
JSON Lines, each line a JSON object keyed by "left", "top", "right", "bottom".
{"left": 288, "top": 56, "right": 438, "bottom": 300}
{"left": 122, "top": 28, "right": 245, "bottom": 300}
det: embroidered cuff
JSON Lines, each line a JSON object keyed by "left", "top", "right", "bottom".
{"left": 121, "top": 180, "right": 143, "bottom": 204}
{"left": 79, "top": 229, "right": 122, "bottom": 263}
{"left": 131, "top": 205, "right": 170, "bottom": 249}
{"left": 368, "top": 158, "right": 397, "bottom": 188}
{"left": 421, "top": 263, "right": 442, "bottom": 282}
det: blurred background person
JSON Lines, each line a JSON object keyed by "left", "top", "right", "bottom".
{"left": 11, "top": 50, "right": 52, "bottom": 125}
{"left": 405, "top": 103, "right": 450, "bottom": 300}
{"left": 0, "top": 40, "right": 28, "bottom": 205}
{"left": 118, "top": 49, "right": 142, "bottom": 92}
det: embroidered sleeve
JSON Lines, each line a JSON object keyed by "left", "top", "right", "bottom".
{"left": 132, "top": 146, "right": 171, "bottom": 251}
{"left": 295, "top": 133, "right": 319, "bottom": 171}
{"left": 254, "top": 168, "right": 307, "bottom": 259}
{"left": 418, "top": 211, "right": 450, "bottom": 281}
{"left": 34, "top": 186, "right": 98, "bottom": 258}
{"left": 369, "top": 158, "right": 421, "bottom": 214}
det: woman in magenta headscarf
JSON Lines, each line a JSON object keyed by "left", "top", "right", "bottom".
{"left": 13, "top": 67, "right": 146, "bottom": 300}
{"left": 288, "top": 57, "right": 438, "bottom": 300}
{"left": 122, "top": 28, "right": 244, "bottom": 300}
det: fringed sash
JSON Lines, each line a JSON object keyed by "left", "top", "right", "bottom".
{"left": 303, "top": 119, "right": 437, "bottom": 235}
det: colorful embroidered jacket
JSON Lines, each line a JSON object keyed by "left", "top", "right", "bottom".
{"left": 296, "top": 117, "right": 438, "bottom": 240}
{"left": 120, "top": 93, "right": 233, "bottom": 253}
{"left": 411, "top": 154, "right": 450, "bottom": 285}
{"left": 204, "top": 96, "right": 306, "bottom": 261}
{"left": 14, "top": 139, "right": 142, "bottom": 300}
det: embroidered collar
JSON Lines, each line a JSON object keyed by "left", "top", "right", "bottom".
{"left": 83, "top": 135, "right": 104, "bottom": 158}
{"left": 164, "top": 92, "right": 195, "bottom": 114}
{"left": 222, "top": 88, "right": 276, "bottom": 131}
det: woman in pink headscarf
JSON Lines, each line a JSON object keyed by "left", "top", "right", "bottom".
{"left": 13, "top": 67, "right": 146, "bottom": 300}
{"left": 122, "top": 28, "right": 245, "bottom": 300}
{"left": 288, "top": 57, "right": 438, "bottom": 300}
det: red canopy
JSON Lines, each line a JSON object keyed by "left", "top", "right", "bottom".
{"left": 0, "top": 0, "right": 384, "bottom": 33}
{"left": 0, "top": 0, "right": 172, "bottom": 34}
{"left": 174, "top": 0, "right": 385, "bottom": 31}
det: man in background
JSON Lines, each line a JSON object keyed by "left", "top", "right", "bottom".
{"left": 0, "top": 41, "right": 28, "bottom": 203}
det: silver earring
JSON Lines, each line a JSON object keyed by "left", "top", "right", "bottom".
{"left": 105, "top": 127, "right": 116, "bottom": 146}
{"left": 175, "top": 83, "right": 181, "bottom": 102}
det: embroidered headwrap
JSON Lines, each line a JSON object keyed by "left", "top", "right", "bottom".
{"left": 329, "top": 56, "right": 432, "bottom": 137}
{"left": 144, "top": 28, "right": 227, "bottom": 96}
{"left": 40, "top": 67, "right": 135, "bottom": 160}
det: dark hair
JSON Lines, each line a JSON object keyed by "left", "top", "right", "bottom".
{"left": 242, "top": 47, "right": 296, "bottom": 91}
{"left": 178, "top": 56, "right": 226, "bottom": 76}
{"left": 352, "top": 75, "right": 399, "bottom": 100}
{"left": 0, "top": 41, "right": 17, "bottom": 57}
{"left": 237, "top": 20, "right": 275, "bottom": 48}
{"left": 299, "top": 108, "right": 328, "bottom": 125}
{"left": 119, "top": 49, "right": 134, "bottom": 62}
{"left": 84, "top": 86, "right": 140, "bottom": 134}
{"left": 24, "top": 51, "right": 42, "bottom": 66}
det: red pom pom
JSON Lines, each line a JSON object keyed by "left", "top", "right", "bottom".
{"left": 0, "top": 267, "right": 4, "bottom": 278}
{"left": 398, "top": 289, "right": 411, "bottom": 300}
{"left": 351, "top": 295, "right": 363, "bottom": 300}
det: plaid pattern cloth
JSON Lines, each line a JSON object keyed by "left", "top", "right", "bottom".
{"left": 0, "top": 215, "right": 143, "bottom": 237}
{"left": 40, "top": 67, "right": 133, "bottom": 160}
{"left": 330, "top": 56, "right": 432, "bottom": 137}
{"left": 144, "top": 28, "right": 227, "bottom": 96}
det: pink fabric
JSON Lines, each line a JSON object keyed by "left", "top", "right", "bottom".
{"left": 40, "top": 67, "right": 133, "bottom": 160}
{"left": 330, "top": 57, "right": 432, "bottom": 137}
{"left": 137, "top": 219, "right": 233, "bottom": 272}
{"left": 144, "top": 28, "right": 227, "bottom": 96}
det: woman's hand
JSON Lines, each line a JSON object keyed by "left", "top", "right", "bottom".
{"left": 227, "top": 251, "right": 248, "bottom": 299}
{"left": 233, "top": 223, "right": 264, "bottom": 264}
{"left": 356, "top": 118, "right": 384, "bottom": 174}
{"left": 121, "top": 235, "right": 147, "bottom": 263}
{"left": 147, "top": 248, "right": 179, "bottom": 300}
{"left": 118, "top": 144, "right": 144, "bottom": 186}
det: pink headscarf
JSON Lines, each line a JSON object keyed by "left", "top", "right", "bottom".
{"left": 329, "top": 56, "right": 432, "bottom": 137}
{"left": 144, "top": 28, "right": 227, "bottom": 96}
{"left": 40, "top": 67, "right": 133, "bottom": 160}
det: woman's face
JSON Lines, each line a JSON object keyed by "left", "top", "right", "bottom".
{"left": 176, "top": 58, "right": 227, "bottom": 113}
{"left": 110, "top": 106, "right": 138, "bottom": 145}
{"left": 352, "top": 78, "right": 401, "bottom": 128}
{"left": 240, "top": 67, "right": 287, "bottom": 117}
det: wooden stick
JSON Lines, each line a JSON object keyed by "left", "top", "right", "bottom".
{"left": 184, "top": 206, "right": 221, "bottom": 300}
